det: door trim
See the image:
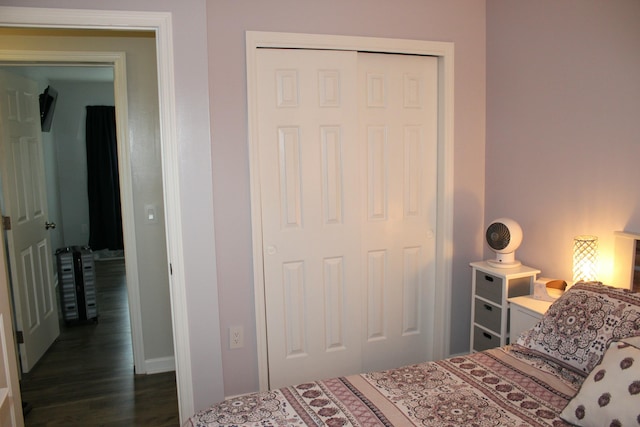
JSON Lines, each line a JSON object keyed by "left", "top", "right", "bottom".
{"left": 0, "top": 7, "right": 195, "bottom": 421}
{"left": 246, "top": 31, "right": 454, "bottom": 391}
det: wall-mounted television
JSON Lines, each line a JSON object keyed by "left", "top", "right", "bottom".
{"left": 39, "top": 85, "right": 58, "bottom": 132}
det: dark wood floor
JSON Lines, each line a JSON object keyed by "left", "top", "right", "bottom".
{"left": 19, "top": 258, "right": 180, "bottom": 426}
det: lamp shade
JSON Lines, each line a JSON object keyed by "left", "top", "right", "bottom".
{"left": 573, "top": 235, "right": 598, "bottom": 282}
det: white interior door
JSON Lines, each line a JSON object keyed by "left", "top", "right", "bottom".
{"left": 257, "top": 49, "right": 438, "bottom": 389}
{"left": 0, "top": 69, "right": 60, "bottom": 373}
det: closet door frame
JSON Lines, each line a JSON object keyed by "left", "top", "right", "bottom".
{"left": 245, "top": 31, "right": 454, "bottom": 391}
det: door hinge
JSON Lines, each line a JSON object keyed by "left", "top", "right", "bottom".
{"left": 16, "top": 330, "right": 23, "bottom": 344}
{"left": 2, "top": 216, "right": 10, "bottom": 230}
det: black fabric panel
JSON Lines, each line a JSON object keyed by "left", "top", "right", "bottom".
{"left": 86, "top": 105, "right": 123, "bottom": 251}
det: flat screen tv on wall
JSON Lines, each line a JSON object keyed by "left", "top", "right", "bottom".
{"left": 39, "top": 85, "right": 58, "bottom": 132}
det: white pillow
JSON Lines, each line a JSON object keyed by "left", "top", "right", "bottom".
{"left": 560, "top": 340, "right": 640, "bottom": 426}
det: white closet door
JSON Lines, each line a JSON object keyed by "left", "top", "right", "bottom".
{"left": 257, "top": 49, "right": 362, "bottom": 389}
{"left": 256, "top": 49, "right": 438, "bottom": 389}
{"left": 358, "top": 52, "right": 438, "bottom": 373}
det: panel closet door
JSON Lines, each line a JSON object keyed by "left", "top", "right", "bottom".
{"left": 358, "top": 52, "right": 438, "bottom": 373}
{"left": 256, "top": 48, "right": 438, "bottom": 389}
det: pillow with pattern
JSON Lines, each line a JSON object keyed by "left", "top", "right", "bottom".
{"left": 516, "top": 282, "right": 640, "bottom": 373}
{"left": 560, "top": 339, "right": 640, "bottom": 426}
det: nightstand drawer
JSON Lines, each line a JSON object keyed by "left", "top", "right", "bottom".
{"left": 473, "top": 326, "right": 500, "bottom": 352}
{"left": 474, "top": 298, "right": 502, "bottom": 332}
{"left": 475, "top": 270, "right": 503, "bottom": 304}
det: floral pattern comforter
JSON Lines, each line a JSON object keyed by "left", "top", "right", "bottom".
{"left": 186, "top": 346, "right": 584, "bottom": 427}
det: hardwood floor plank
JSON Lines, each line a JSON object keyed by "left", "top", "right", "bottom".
{"left": 20, "top": 258, "right": 179, "bottom": 426}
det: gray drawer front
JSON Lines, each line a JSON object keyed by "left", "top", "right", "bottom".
{"left": 475, "top": 270, "right": 503, "bottom": 303}
{"left": 474, "top": 298, "right": 501, "bottom": 332}
{"left": 507, "top": 276, "right": 531, "bottom": 298}
{"left": 473, "top": 326, "right": 500, "bottom": 352}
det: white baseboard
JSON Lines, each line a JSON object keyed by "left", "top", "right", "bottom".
{"left": 145, "top": 356, "right": 175, "bottom": 374}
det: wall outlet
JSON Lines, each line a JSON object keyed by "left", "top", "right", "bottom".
{"left": 229, "top": 326, "right": 243, "bottom": 349}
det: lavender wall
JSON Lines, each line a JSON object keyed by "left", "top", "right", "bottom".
{"left": 486, "top": 1, "right": 640, "bottom": 284}
{"left": 207, "top": 0, "right": 487, "bottom": 396}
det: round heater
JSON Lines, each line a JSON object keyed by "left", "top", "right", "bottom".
{"left": 485, "top": 218, "right": 523, "bottom": 268}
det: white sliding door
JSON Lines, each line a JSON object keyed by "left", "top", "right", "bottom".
{"left": 358, "top": 52, "right": 438, "bottom": 373}
{"left": 256, "top": 48, "right": 438, "bottom": 389}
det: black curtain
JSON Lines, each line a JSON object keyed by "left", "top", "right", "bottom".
{"left": 86, "top": 105, "right": 123, "bottom": 251}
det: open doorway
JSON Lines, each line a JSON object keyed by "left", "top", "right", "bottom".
{"left": 0, "top": 8, "right": 210, "bottom": 423}
{"left": 0, "top": 29, "right": 178, "bottom": 423}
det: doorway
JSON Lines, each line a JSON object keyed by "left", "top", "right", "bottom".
{"left": 0, "top": 31, "right": 176, "bottom": 422}
{"left": 0, "top": 7, "right": 201, "bottom": 424}
{"left": 0, "top": 36, "right": 163, "bottom": 374}
{"left": 0, "top": 64, "right": 130, "bottom": 372}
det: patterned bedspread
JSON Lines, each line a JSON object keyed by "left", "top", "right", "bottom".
{"left": 186, "top": 345, "right": 584, "bottom": 427}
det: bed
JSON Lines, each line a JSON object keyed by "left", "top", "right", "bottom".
{"left": 186, "top": 281, "right": 640, "bottom": 427}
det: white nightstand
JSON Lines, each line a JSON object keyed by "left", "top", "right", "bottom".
{"left": 508, "top": 296, "right": 554, "bottom": 342}
{"left": 469, "top": 261, "right": 540, "bottom": 352}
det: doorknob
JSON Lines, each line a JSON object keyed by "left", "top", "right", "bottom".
{"left": 45, "top": 221, "right": 56, "bottom": 230}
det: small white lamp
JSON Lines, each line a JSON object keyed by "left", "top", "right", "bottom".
{"left": 573, "top": 235, "right": 598, "bottom": 282}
